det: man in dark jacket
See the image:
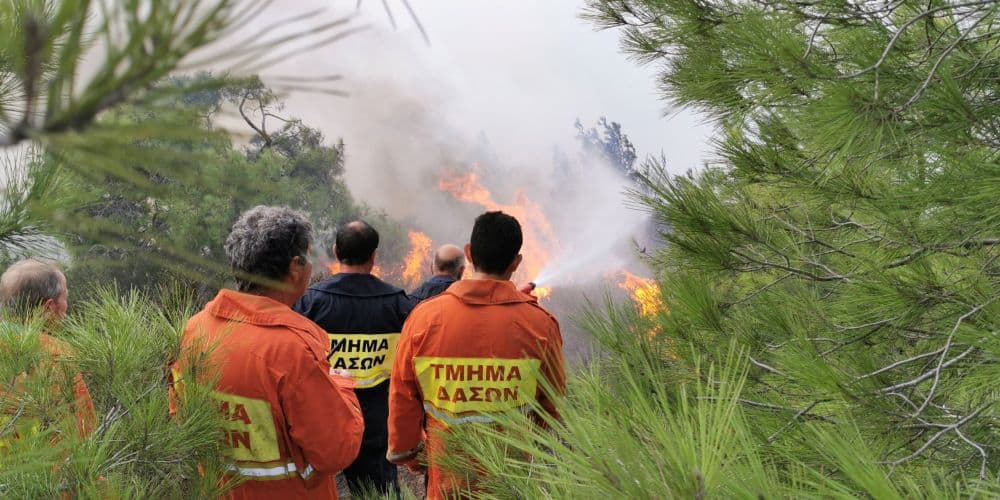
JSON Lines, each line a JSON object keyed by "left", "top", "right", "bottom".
{"left": 294, "top": 220, "right": 415, "bottom": 497}
{"left": 409, "top": 244, "right": 465, "bottom": 302}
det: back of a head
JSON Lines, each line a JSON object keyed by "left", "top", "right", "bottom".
{"left": 433, "top": 245, "right": 465, "bottom": 279}
{"left": 470, "top": 211, "right": 522, "bottom": 276}
{"left": 0, "top": 259, "right": 66, "bottom": 320}
{"left": 225, "top": 206, "right": 313, "bottom": 293}
{"left": 335, "top": 221, "right": 379, "bottom": 266}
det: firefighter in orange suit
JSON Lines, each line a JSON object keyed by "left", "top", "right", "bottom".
{"left": 171, "top": 206, "right": 364, "bottom": 499}
{"left": 0, "top": 258, "right": 96, "bottom": 438}
{"left": 387, "top": 211, "right": 566, "bottom": 498}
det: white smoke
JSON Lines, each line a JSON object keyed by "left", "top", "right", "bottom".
{"left": 202, "top": 0, "right": 714, "bottom": 285}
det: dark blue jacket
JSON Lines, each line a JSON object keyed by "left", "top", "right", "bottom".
{"left": 294, "top": 273, "right": 416, "bottom": 386}
{"left": 293, "top": 273, "right": 416, "bottom": 452}
{"left": 409, "top": 275, "right": 457, "bottom": 302}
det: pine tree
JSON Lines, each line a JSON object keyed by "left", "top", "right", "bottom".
{"left": 0, "top": 1, "right": 361, "bottom": 496}
{"left": 447, "top": 1, "right": 999, "bottom": 497}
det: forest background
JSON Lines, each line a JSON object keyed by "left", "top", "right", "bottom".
{"left": 0, "top": 0, "right": 997, "bottom": 498}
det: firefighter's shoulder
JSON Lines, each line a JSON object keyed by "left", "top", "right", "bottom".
{"left": 522, "top": 299, "right": 560, "bottom": 331}
{"left": 256, "top": 318, "right": 330, "bottom": 365}
{"left": 406, "top": 290, "right": 456, "bottom": 320}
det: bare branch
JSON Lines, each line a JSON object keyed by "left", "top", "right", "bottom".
{"left": 731, "top": 250, "right": 849, "bottom": 281}
{"left": 882, "top": 402, "right": 990, "bottom": 468}
{"left": 839, "top": 1, "right": 992, "bottom": 80}
{"left": 767, "top": 400, "right": 827, "bottom": 443}
{"left": 749, "top": 355, "right": 784, "bottom": 375}
{"left": 727, "top": 273, "right": 792, "bottom": 307}
{"left": 955, "top": 428, "right": 989, "bottom": 480}
{"left": 698, "top": 397, "right": 836, "bottom": 423}
{"left": 238, "top": 93, "right": 271, "bottom": 147}
{"left": 856, "top": 347, "right": 945, "bottom": 380}
{"left": 898, "top": 9, "right": 993, "bottom": 111}
{"left": 912, "top": 298, "right": 997, "bottom": 415}
{"left": 878, "top": 346, "right": 975, "bottom": 393}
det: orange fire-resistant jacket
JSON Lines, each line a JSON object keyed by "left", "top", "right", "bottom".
{"left": 39, "top": 334, "right": 96, "bottom": 438}
{"left": 0, "top": 331, "right": 96, "bottom": 442}
{"left": 387, "top": 279, "right": 566, "bottom": 498}
{"left": 172, "top": 289, "right": 364, "bottom": 500}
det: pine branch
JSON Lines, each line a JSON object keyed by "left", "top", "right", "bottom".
{"left": 881, "top": 402, "right": 991, "bottom": 470}
{"left": 910, "top": 298, "right": 996, "bottom": 416}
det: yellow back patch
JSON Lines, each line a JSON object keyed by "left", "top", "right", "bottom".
{"left": 327, "top": 333, "right": 400, "bottom": 389}
{"left": 213, "top": 391, "right": 280, "bottom": 463}
{"left": 414, "top": 357, "right": 540, "bottom": 416}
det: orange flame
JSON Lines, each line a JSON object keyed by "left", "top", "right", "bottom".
{"left": 533, "top": 286, "right": 552, "bottom": 300}
{"left": 618, "top": 271, "right": 664, "bottom": 317}
{"left": 438, "top": 172, "right": 558, "bottom": 283}
{"left": 402, "top": 230, "right": 433, "bottom": 289}
{"left": 326, "top": 261, "right": 340, "bottom": 275}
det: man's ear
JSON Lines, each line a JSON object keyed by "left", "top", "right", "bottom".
{"left": 42, "top": 298, "right": 58, "bottom": 315}
{"left": 464, "top": 244, "right": 473, "bottom": 267}
{"left": 506, "top": 254, "right": 523, "bottom": 277}
{"left": 285, "top": 256, "right": 305, "bottom": 288}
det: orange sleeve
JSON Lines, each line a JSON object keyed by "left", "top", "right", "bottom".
{"left": 538, "top": 317, "right": 566, "bottom": 421}
{"left": 73, "top": 373, "right": 96, "bottom": 436}
{"left": 386, "top": 313, "right": 425, "bottom": 466}
{"left": 281, "top": 342, "right": 364, "bottom": 474}
{"left": 38, "top": 335, "right": 97, "bottom": 436}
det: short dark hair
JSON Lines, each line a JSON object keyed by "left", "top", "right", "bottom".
{"left": 335, "top": 221, "right": 379, "bottom": 265}
{"left": 469, "top": 211, "right": 522, "bottom": 275}
{"left": 224, "top": 206, "right": 312, "bottom": 292}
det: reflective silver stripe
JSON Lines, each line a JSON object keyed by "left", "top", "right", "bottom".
{"left": 226, "top": 463, "right": 297, "bottom": 478}
{"left": 353, "top": 373, "right": 389, "bottom": 388}
{"left": 300, "top": 464, "right": 315, "bottom": 479}
{"left": 423, "top": 403, "right": 532, "bottom": 426}
{"left": 226, "top": 462, "right": 317, "bottom": 480}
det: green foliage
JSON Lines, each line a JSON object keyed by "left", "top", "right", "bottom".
{"left": 0, "top": 151, "right": 67, "bottom": 265}
{"left": 0, "top": 0, "right": 253, "bottom": 145}
{"left": 438, "top": 1, "right": 1000, "bottom": 497}
{"left": 0, "top": 0, "right": 385, "bottom": 497}
{"left": 447, "top": 304, "right": 978, "bottom": 499}
{"left": 51, "top": 74, "right": 409, "bottom": 300}
{"left": 1, "top": 0, "right": 374, "bottom": 297}
{"left": 0, "top": 289, "right": 227, "bottom": 498}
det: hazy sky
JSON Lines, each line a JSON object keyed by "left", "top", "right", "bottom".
{"left": 238, "top": 0, "right": 713, "bottom": 174}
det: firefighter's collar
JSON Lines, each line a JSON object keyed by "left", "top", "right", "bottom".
{"left": 445, "top": 279, "right": 535, "bottom": 305}
{"left": 208, "top": 289, "right": 319, "bottom": 331}
{"left": 309, "top": 273, "right": 404, "bottom": 297}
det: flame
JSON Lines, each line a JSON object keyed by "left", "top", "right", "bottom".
{"left": 533, "top": 286, "right": 552, "bottom": 300}
{"left": 438, "top": 172, "right": 558, "bottom": 283}
{"left": 618, "top": 271, "right": 668, "bottom": 344}
{"left": 402, "top": 230, "right": 433, "bottom": 289}
{"left": 618, "top": 271, "right": 664, "bottom": 318}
